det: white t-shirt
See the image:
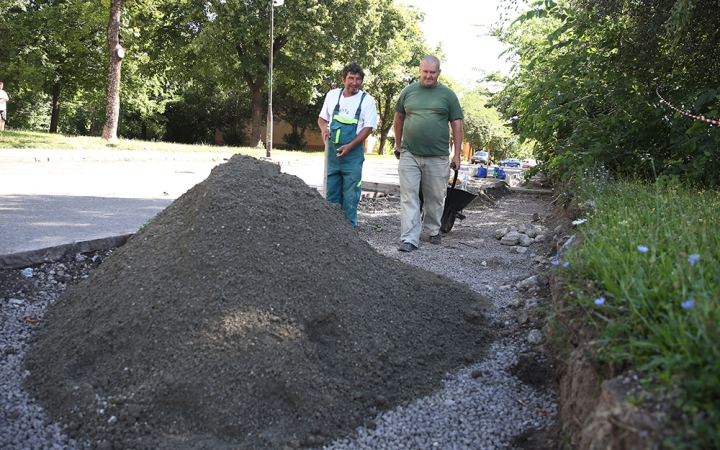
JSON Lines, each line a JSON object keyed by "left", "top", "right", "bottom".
{"left": 0, "top": 90, "right": 8, "bottom": 112}
{"left": 319, "top": 88, "right": 378, "bottom": 134}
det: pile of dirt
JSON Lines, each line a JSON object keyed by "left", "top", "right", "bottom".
{"left": 24, "top": 155, "right": 493, "bottom": 449}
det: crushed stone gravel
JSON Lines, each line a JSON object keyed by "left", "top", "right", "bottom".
{"left": 1, "top": 155, "right": 561, "bottom": 449}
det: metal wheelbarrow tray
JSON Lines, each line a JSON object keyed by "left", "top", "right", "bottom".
{"left": 441, "top": 171, "right": 477, "bottom": 233}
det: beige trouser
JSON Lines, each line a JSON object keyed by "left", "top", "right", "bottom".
{"left": 398, "top": 149, "right": 450, "bottom": 247}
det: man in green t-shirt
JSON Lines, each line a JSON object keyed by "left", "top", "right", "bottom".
{"left": 393, "top": 55, "right": 464, "bottom": 252}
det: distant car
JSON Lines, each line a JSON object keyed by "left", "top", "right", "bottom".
{"left": 470, "top": 151, "right": 489, "bottom": 165}
{"left": 521, "top": 159, "right": 538, "bottom": 169}
{"left": 499, "top": 158, "right": 521, "bottom": 167}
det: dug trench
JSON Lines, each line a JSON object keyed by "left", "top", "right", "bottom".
{"left": 22, "top": 154, "right": 502, "bottom": 449}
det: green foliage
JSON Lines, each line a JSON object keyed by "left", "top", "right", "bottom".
{"left": 460, "top": 87, "right": 515, "bottom": 160}
{"left": 353, "top": 3, "right": 429, "bottom": 155}
{"left": 5, "top": 90, "right": 52, "bottom": 131}
{"left": 557, "top": 175, "right": 720, "bottom": 447}
{"left": 493, "top": 0, "right": 720, "bottom": 188}
{"left": 0, "top": 0, "right": 433, "bottom": 148}
{"left": 282, "top": 130, "right": 307, "bottom": 150}
{"left": 163, "top": 80, "right": 250, "bottom": 145}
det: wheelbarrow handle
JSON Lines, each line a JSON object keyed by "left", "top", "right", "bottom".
{"left": 444, "top": 164, "right": 459, "bottom": 217}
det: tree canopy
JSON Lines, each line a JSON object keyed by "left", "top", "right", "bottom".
{"left": 491, "top": 0, "right": 720, "bottom": 186}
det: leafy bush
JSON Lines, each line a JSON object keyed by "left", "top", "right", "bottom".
{"left": 492, "top": 0, "right": 720, "bottom": 189}
{"left": 282, "top": 130, "right": 307, "bottom": 150}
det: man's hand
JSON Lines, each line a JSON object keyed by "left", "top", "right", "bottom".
{"left": 318, "top": 117, "right": 330, "bottom": 142}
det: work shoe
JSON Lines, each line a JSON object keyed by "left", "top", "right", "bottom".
{"left": 398, "top": 242, "right": 418, "bottom": 252}
{"left": 429, "top": 234, "right": 442, "bottom": 245}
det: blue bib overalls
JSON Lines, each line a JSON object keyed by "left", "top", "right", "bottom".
{"left": 327, "top": 90, "right": 366, "bottom": 227}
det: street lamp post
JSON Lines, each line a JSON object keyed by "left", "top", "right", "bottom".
{"left": 266, "top": 0, "right": 284, "bottom": 158}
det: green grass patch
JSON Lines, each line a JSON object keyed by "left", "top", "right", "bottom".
{"left": 556, "top": 169, "right": 720, "bottom": 448}
{"left": 0, "top": 129, "right": 263, "bottom": 154}
{"left": 0, "top": 129, "right": 399, "bottom": 160}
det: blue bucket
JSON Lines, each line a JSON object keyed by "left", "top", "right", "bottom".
{"left": 496, "top": 169, "right": 506, "bottom": 180}
{"left": 476, "top": 166, "right": 487, "bottom": 178}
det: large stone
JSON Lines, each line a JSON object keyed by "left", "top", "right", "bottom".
{"left": 494, "top": 227, "right": 509, "bottom": 240}
{"left": 516, "top": 275, "right": 538, "bottom": 292}
{"left": 528, "top": 329, "right": 544, "bottom": 344}
{"left": 500, "top": 231, "right": 521, "bottom": 246}
{"left": 518, "top": 234, "right": 534, "bottom": 247}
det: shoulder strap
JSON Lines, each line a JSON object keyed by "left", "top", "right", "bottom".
{"left": 333, "top": 89, "right": 343, "bottom": 113}
{"left": 354, "top": 92, "right": 366, "bottom": 118}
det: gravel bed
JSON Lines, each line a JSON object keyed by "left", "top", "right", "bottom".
{"left": 1, "top": 188, "right": 561, "bottom": 449}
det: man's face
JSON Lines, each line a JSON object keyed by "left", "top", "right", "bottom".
{"left": 419, "top": 61, "right": 441, "bottom": 87}
{"left": 342, "top": 72, "right": 363, "bottom": 95}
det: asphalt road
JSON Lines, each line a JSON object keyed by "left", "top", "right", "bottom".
{"left": 0, "top": 149, "right": 401, "bottom": 268}
{"left": 0, "top": 148, "right": 525, "bottom": 268}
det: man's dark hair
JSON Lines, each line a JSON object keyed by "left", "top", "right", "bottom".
{"left": 342, "top": 62, "right": 365, "bottom": 80}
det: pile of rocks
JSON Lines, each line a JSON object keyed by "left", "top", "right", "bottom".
{"left": 494, "top": 220, "right": 550, "bottom": 254}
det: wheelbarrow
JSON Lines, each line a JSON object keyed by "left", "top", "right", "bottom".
{"left": 440, "top": 167, "right": 477, "bottom": 233}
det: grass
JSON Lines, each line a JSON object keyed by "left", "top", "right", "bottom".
{"left": 554, "top": 168, "right": 720, "bottom": 448}
{"left": 0, "top": 129, "right": 241, "bottom": 153}
{"left": 0, "top": 129, "right": 398, "bottom": 159}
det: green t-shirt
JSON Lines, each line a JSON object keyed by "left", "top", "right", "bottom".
{"left": 394, "top": 82, "right": 464, "bottom": 157}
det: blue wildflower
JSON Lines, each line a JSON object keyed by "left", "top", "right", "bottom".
{"left": 563, "top": 261, "right": 569, "bottom": 267}
{"left": 681, "top": 300, "right": 695, "bottom": 309}
{"left": 551, "top": 260, "right": 560, "bottom": 265}
{"left": 594, "top": 297, "right": 605, "bottom": 305}
{"left": 687, "top": 254, "right": 700, "bottom": 266}
{"left": 638, "top": 246, "right": 649, "bottom": 253}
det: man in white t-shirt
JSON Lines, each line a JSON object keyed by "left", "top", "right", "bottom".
{"left": 317, "top": 62, "right": 378, "bottom": 227}
{"left": 0, "top": 82, "right": 9, "bottom": 131}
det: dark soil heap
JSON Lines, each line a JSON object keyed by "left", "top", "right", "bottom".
{"left": 24, "top": 155, "right": 493, "bottom": 449}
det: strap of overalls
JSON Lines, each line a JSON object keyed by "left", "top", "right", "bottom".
{"left": 331, "top": 90, "right": 366, "bottom": 144}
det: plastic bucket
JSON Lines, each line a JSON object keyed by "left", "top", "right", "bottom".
{"left": 497, "top": 168, "right": 506, "bottom": 180}
{"left": 476, "top": 166, "right": 487, "bottom": 178}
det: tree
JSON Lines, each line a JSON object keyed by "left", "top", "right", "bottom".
{"left": 0, "top": 0, "right": 108, "bottom": 133}
{"left": 273, "top": 85, "right": 323, "bottom": 150}
{"left": 102, "top": 0, "right": 124, "bottom": 140}
{"left": 492, "top": 0, "right": 720, "bottom": 186}
{"left": 461, "top": 88, "right": 514, "bottom": 161}
{"left": 156, "top": 0, "right": 395, "bottom": 147}
{"left": 362, "top": 4, "right": 429, "bottom": 155}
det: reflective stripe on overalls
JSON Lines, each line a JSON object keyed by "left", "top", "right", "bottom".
{"left": 326, "top": 90, "right": 366, "bottom": 227}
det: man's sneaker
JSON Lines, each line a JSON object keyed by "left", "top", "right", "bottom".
{"left": 430, "top": 234, "right": 442, "bottom": 245}
{"left": 398, "top": 242, "right": 418, "bottom": 252}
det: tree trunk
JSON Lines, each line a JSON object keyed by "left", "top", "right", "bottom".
{"left": 237, "top": 34, "right": 287, "bottom": 148}
{"left": 90, "top": 105, "right": 96, "bottom": 135}
{"left": 376, "top": 95, "right": 394, "bottom": 155}
{"left": 101, "top": 0, "right": 124, "bottom": 141}
{"left": 245, "top": 73, "right": 265, "bottom": 148}
{"left": 49, "top": 80, "right": 61, "bottom": 134}
{"left": 378, "top": 124, "right": 392, "bottom": 157}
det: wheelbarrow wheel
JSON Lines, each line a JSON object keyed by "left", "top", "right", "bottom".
{"left": 440, "top": 211, "right": 456, "bottom": 234}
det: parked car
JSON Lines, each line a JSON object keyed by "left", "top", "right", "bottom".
{"left": 499, "top": 158, "right": 521, "bottom": 167}
{"left": 470, "top": 151, "right": 489, "bottom": 165}
{"left": 521, "top": 159, "right": 538, "bottom": 169}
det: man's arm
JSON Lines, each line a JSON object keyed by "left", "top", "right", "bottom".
{"left": 335, "top": 127, "right": 373, "bottom": 157}
{"left": 450, "top": 119, "right": 463, "bottom": 170}
{"left": 318, "top": 117, "right": 329, "bottom": 142}
{"left": 393, "top": 112, "right": 406, "bottom": 159}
